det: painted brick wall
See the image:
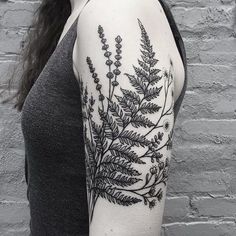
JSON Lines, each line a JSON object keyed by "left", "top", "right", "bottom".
{"left": 0, "top": 0, "right": 235, "bottom": 235}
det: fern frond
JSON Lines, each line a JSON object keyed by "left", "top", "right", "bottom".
{"left": 101, "top": 155, "right": 141, "bottom": 176}
{"left": 118, "top": 130, "right": 150, "bottom": 148}
{"left": 120, "top": 88, "right": 141, "bottom": 105}
{"left": 139, "top": 102, "right": 162, "bottom": 114}
{"left": 130, "top": 114, "right": 155, "bottom": 128}
{"left": 115, "top": 95, "right": 138, "bottom": 115}
{"left": 144, "top": 86, "right": 163, "bottom": 101}
{"left": 124, "top": 73, "right": 147, "bottom": 94}
{"left": 99, "top": 187, "right": 142, "bottom": 206}
{"left": 91, "top": 120, "right": 103, "bottom": 153}
{"left": 110, "top": 143, "right": 145, "bottom": 164}
{"left": 96, "top": 172, "right": 141, "bottom": 187}
{"left": 107, "top": 98, "right": 130, "bottom": 127}
{"left": 133, "top": 65, "right": 149, "bottom": 82}
{"left": 98, "top": 108, "right": 119, "bottom": 140}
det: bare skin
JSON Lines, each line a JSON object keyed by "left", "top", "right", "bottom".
{"left": 57, "top": 0, "right": 185, "bottom": 103}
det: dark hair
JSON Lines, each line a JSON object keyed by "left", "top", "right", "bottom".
{"left": 1, "top": 0, "right": 71, "bottom": 112}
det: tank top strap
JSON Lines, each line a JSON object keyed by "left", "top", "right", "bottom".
{"left": 158, "top": 0, "right": 188, "bottom": 122}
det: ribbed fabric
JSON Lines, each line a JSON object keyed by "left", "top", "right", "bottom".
{"left": 21, "top": 1, "right": 187, "bottom": 235}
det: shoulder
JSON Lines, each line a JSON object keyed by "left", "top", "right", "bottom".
{"left": 77, "top": 0, "right": 168, "bottom": 31}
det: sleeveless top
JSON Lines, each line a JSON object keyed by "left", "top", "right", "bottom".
{"left": 21, "top": 0, "right": 187, "bottom": 235}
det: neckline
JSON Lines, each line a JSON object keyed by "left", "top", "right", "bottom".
{"left": 56, "top": 14, "right": 80, "bottom": 48}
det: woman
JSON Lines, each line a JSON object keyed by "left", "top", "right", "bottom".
{"left": 3, "top": 0, "right": 187, "bottom": 235}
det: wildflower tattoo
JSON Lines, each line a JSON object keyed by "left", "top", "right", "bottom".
{"left": 79, "top": 18, "right": 174, "bottom": 223}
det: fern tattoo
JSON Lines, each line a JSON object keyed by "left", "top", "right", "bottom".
{"left": 79, "top": 18, "right": 174, "bottom": 223}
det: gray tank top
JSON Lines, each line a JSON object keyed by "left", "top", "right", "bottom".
{"left": 21, "top": 1, "right": 187, "bottom": 235}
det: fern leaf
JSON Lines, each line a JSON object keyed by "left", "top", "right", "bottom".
{"left": 133, "top": 65, "right": 149, "bottom": 82}
{"left": 130, "top": 114, "right": 155, "bottom": 128}
{"left": 118, "top": 130, "right": 149, "bottom": 147}
{"left": 84, "top": 136, "right": 96, "bottom": 175}
{"left": 149, "top": 75, "right": 162, "bottom": 85}
{"left": 96, "top": 172, "right": 141, "bottom": 187}
{"left": 144, "top": 86, "right": 163, "bottom": 101}
{"left": 124, "top": 73, "right": 147, "bottom": 94}
{"left": 139, "top": 102, "right": 162, "bottom": 114}
{"left": 99, "top": 187, "right": 142, "bottom": 206}
{"left": 98, "top": 108, "right": 119, "bottom": 140}
{"left": 120, "top": 88, "right": 141, "bottom": 105}
{"left": 138, "top": 59, "right": 149, "bottom": 72}
{"left": 109, "top": 143, "right": 145, "bottom": 164}
{"left": 107, "top": 98, "right": 130, "bottom": 127}
{"left": 150, "top": 68, "right": 161, "bottom": 75}
{"left": 149, "top": 58, "right": 159, "bottom": 67}
{"left": 91, "top": 120, "right": 103, "bottom": 153}
{"left": 115, "top": 95, "right": 138, "bottom": 115}
{"left": 101, "top": 155, "right": 141, "bottom": 176}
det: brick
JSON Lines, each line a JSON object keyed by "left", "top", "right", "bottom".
{"left": 191, "top": 196, "right": 236, "bottom": 218}
{"left": 167, "top": 0, "right": 235, "bottom": 7}
{"left": 178, "top": 119, "right": 236, "bottom": 144}
{"left": 178, "top": 90, "right": 236, "bottom": 120}
{"left": 167, "top": 170, "right": 231, "bottom": 194}
{"left": 172, "top": 7, "right": 235, "bottom": 38}
{"left": 170, "top": 144, "right": 236, "bottom": 174}
{"left": 0, "top": 228, "right": 29, "bottom": 236}
{"left": 164, "top": 221, "right": 236, "bottom": 236}
{"left": 0, "top": 200, "right": 29, "bottom": 226}
{"left": 187, "top": 64, "right": 236, "bottom": 89}
{"left": 0, "top": 29, "right": 25, "bottom": 54}
{"left": 0, "top": 2, "right": 38, "bottom": 28}
{"left": 185, "top": 39, "right": 236, "bottom": 65}
{"left": 163, "top": 196, "right": 190, "bottom": 223}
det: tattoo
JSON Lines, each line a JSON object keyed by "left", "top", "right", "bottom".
{"left": 78, "top": 19, "right": 174, "bottom": 223}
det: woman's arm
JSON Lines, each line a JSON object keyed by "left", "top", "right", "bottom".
{"left": 73, "top": 0, "right": 179, "bottom": 235}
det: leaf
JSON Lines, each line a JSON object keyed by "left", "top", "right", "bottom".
{"left": 109, "top": 143, "right": 145, "bottom": 164}
{"left": 149, "top": 58, "right": 159, "bottom": 67}
{"left": 115, "top": 95, "right": 138, "bottom": 115}
{"left": 130, "top": 114, "right": 155, "bottom": 128}
{"left": 101, "top": 155, "right": 141, "bottom": 176}
{"left": 150, "top": 68, "right": 161, "bottom": 75}
{"left": 144, "top": 86, "right": 163, "bottom": 101}
{"left": 133, "top": 65, "right": 149, "bottom": 82}
{"left": 118, "top": 130, "right": 149, "bottom": 148}
{"left": 107, "top": 98, "right": 129, "bottom": 126}
{"left": 124, "top": 73, "right": 147, "bottom": 94}
{"left": 149, "top": 75, "right": 162, "bottom": 86}
{"left": 140, "top": 50, "right": 155, "bottom": 59}
{"left": 96, "top": 172, "right": 141, "bottom": 187}
{"left": 91, "top": 120, "right": 103, "bottom": 153}
{"left": 145, "top": 173, "right": 150, "bottom": 185}
{"left": 98, "top": 108, "right": 119, "bottom": 140}
{"left": 84, "top": 136, "right": 96, "bottom": 175}
{"left": 120, "top": 88, "right": 141, "bottom": 105}
{"left": 140, "top": 44, "right": 153, "bottom": 53}
{"left": 99, "top": 187, "right": 142, "bottom": 206}
{"left": 138, "top": 59, "right": 149, "bottom": 72}
{"left": 139, "top": 102, "right": 162, "bottom": 114}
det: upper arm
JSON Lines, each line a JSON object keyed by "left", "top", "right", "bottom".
{"left": 74, "top": 0, "right": 176, "bottom": 235}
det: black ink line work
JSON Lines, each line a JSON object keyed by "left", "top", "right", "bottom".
{"left": 79, "top": 18, "right": 174, "bottom": 223}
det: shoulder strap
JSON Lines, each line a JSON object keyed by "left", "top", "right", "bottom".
{"left": 158, "top": 0, "right": 188, "bottom": 122}
{"left": 158, "top": 0, "right": 187, "bottom": 70}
